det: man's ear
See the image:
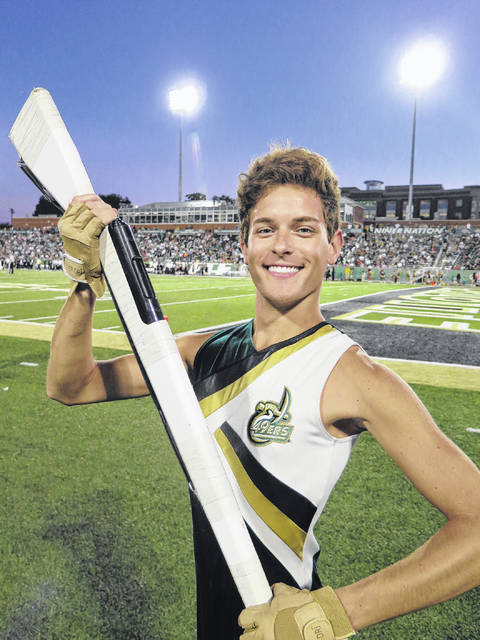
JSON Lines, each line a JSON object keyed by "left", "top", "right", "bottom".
{"left": 240, "top": 238, "right": 248, "bottom": 265}
{"left": 327, "top": 229, "right": 343, "bottom": 265}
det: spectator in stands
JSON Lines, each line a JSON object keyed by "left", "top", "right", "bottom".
{"left": 1, "top": 223, "right": 479, "bottom": 277}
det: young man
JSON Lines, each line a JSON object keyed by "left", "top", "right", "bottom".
{"left": 47, "top": 147, "right": 480, "bottom": 640}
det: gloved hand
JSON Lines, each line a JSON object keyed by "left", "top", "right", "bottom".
{"left": 58, "top": 198, "right": 115, "bottom": 298}
{"left": 239, "top": 583, "right": 355, "bottom": 640}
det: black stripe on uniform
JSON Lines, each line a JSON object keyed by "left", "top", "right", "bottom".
{"left": 220, "top": 421, "right": 317, "bottom": 535}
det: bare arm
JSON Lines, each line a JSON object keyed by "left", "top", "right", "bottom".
{"left": 46, "top": 282, "right": 148, "bottom": 404}
{"left": 323, "top": 349, "right": 480, "bottom": 630}
{"left": 47, "top": 193, "right": 212, "bottom": 404}
{"left": 46, "top": 285, "right": 212, "bottom": 405}
{"left": 46, "top": 194, "right": 148, "bottom": 405}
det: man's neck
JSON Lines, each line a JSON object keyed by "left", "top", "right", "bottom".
{"left": 252, "top": 297, "right": 325, "bottom": 350}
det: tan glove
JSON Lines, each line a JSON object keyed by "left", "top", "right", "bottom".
{"left": 58, "top": 201, "right": 107, "bottom": 298}
{"left": 239, "top": 583, "right": 355, "bottom": 640}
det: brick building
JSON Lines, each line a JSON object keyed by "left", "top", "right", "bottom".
{"left": 341, "top": 181, "right": 480, "bottom": 222}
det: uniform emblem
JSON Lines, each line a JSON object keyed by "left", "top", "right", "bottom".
{"left": 248, "top": 387, "right": 295, "bottom": 446}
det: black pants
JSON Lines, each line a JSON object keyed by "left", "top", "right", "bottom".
{"left": 189, "top": 490, "right": 321, "bottom": 640}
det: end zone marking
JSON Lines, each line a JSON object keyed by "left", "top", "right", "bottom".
{"left": 379, "top": 316, "right": 412, "bottom": 325}
{"left": 334, "top": 309, "right": 479, "bottom": 332}
{"left": 333, "top": 287, "right": 480, "bottom": 332}
{"left": 440, "top": 321, "right": 471, "bottom": 331}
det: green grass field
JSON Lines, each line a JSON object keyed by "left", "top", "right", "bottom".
{"left": 1, "top": 270, "right": 479, "bottom": 639}
{"left": 0, "top": 269, "right": 422, "bottom": 336}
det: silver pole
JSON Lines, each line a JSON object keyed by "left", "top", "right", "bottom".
{"left": 178, "top": 112, "right": 183, "bottom": 202}
{"left": 406, "top": 95, "right": 417, "bottom": 220}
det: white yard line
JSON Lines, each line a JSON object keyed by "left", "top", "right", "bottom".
{"left": 92, "top": 327, "right": 128, "bottom": 334}
{"left": 340, "top": 315, "right": 479, "bottom": 333}
{"left": 368, "top": 306, "right": 476, "bottom": 320}
{"left": 161, "top": 293, "right": 255, "bottom": 306}
{"left": 18, "top": 293, "right": 254, "bottom": 321}
{"left": 374, "top": 356, "right": 480, "bottom": 370}
{"left": 20, "top": 307, "right": 117, "bottom": 321}
{"left": 0, "top": 283, "right": 69, "bottom": 291}
{"left": 320, "top": 286, "right": 430, "bottom": 307}
{"left": 175, "top": 318, "right": 253, "bottom": 337}
{"left": 384, "top": 302, "right": 480, "bottom": 311}
{"left": 154, "top": 284, "right": 253, "bottom": 294}
{"left": 18, "top": 314, "right": 60, "bottom": 322}
{"left": 0, "top": 296, "right": 68, "bottom": 305}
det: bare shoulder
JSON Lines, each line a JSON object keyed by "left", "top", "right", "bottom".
{"left": 329, "top": 345, "right": 412, "bottom": 393}
{"left": 176, "top": 331, "right": 215, "bottom": 370}
{"left": 324, "top": 346, "right": 480, "bottom": 522}
{"left": 322, "top": 345, "right": 415, "bottom": 429}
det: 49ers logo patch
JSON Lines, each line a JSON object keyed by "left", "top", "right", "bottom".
{"left": 248, "top": 387, "right": 295, "bottom": 446}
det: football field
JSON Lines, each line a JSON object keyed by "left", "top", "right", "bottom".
{"left": 0, "top": 270, "right": 423, "bottom": 340}
{"left": 333, "top": 286, "right": 480, "bottom": 332}
{"left": 1, "top": 270, "right": 479, "bottom": 639}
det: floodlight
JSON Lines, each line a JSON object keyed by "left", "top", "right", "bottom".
{"left": 168, "top": 81, "right": 206, "bottom": 201}
{"left": 399, "top": 39, "right": 447, "bottom": 220}
{"left": 168, "top": 85, "right": 201, "bottom": 116}
{"left": 400, "top": 40, "right": 446, "bottom": 91}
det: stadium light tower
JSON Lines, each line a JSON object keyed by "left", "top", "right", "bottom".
{"left": 168, "top": 83, "right": 202, "bottom": 202}
{"left": 399, "top": 40, "right": 446, "bottom": 220}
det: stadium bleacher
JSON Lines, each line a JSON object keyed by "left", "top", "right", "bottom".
{"left": 1, "top": 224, "right": 478, "bottom": 281}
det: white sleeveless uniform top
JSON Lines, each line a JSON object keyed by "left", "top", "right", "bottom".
{"left": 193, "top": 321, "right": 361, "bottom": 590}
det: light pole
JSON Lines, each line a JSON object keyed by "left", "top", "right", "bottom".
{"left": 399, "top": 40, "right": 446, "bottom": 220}
{"left": 168, "top": 84, "right": 202, "bottom": 202}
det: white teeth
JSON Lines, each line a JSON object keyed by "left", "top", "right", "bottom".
{"left": 267, "top": 265, "right": 300, "bottom": 273}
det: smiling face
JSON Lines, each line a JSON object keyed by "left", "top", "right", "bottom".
{"left": 241, "top": 184, "right": 343, "bottom": 318}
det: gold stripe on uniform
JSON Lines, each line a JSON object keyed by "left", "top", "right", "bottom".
{"left": 215, "top": 428, "right": 307, "bottom": 559}
{"left": 200, "top": 324, "right": 335, "bottom": 418}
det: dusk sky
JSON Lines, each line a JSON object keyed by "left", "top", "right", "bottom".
{"left": 1, "top": 0, "right": 479, "bottom": 224}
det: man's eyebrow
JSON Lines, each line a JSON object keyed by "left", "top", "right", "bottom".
{"left": 252, "top": 215, "right": 322, "bottom": 225}
{"left": 251, "top": 216, "right": 275, "bottom": 225}
{"left": 292, "top": 216, "right": 322, "bottom": 224}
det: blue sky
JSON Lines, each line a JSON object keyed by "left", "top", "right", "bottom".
{"left": 1, "top": 0, "right": 479, "bottom": 223}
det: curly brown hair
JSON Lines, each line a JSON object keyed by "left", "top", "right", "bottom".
{"left": 237, "top": 146, "right": 341, "bottom": 244}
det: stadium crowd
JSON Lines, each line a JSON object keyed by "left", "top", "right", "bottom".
{"left": 0, "top": 227, "right": 62, "bottom": 271}
{"left": 136, "top": 229, "right": 243, "bottom": 273}
{"left": 340, "top": 225, "right": 480, "bottom": 271}
{"left": 1, "top": 223, "right": 479, "bottom": 279}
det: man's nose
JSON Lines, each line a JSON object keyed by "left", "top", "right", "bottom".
{"left": 272, "top": 229, "right": 293, "bottom": 255}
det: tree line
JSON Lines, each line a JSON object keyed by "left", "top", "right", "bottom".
{"left": 185, "top": 193, "right": 235, "bottom": 205}
{"left": 33, "top": 194, "right": 132, "bottom": 217}
{"left": 33, "top": 193, "right": 235, "bottom": 216}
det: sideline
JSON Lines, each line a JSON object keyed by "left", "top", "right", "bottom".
{"left": 374, "top": 357, "right": 480, "bottom": 392}
{"left": 1, "top": 319, "right": 478, "bottom": 391}
{"left": 0, "top": 319, "right": 131, "bottom": 351}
